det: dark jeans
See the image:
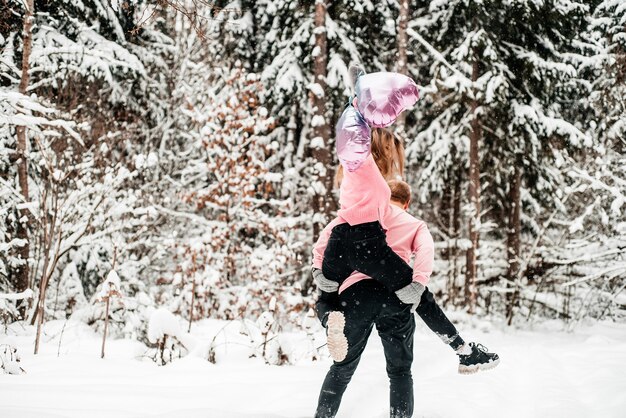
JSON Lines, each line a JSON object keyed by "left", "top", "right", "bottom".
{"left": 322, "top": 221, "right": 413, "bottom": 293}
{"left": 314, "top": 285, "right": 465, "bottom": 418}
{"left": 315, "top": 280, "right": 415, "bottom": 418}
{"left": 316, "top": 286, "right": 464, "bottom": 353}
{"left": 414, "top": 288, "right": 464, "bottom": 350}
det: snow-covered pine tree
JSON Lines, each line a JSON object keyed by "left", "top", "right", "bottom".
{"left": 396, "top": 0, "right": 411, "bottom": 131}
{"left": 47, "top": 260, "right": 88, "bottom": 319}
{"left": 588, "top": 0, "right": 626, "bottom": 144}
{"left": 2, "top": 0, "right": 619, "bottom": 337}
{"left": 160, "top": 61, "right": 306, "bottom": 322}
{"left": 404, "top": 1, "right": 494, "bottom": 311}
{"left": 13, "top": 0, "right": 34, "bottom": 318}
{"left": 191, "top": 0, "right": 397, "bottom": 294}
{"left": 310, "top": 0, "right": 335, "bottom": 246}
{"left": 484, "top": 0, "right": 590, "bottom": 322}
{"left": 1, "top": 0, "right": 173, "bottom": 347}
{"left": 405, "top": 0, "right": 590, "bottom": 316}
{"left": 525, "top": 0, "right": 626, "bottom": 322}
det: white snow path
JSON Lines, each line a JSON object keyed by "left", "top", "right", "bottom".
{"left": 1, "top": 318, "right": 625, "bottom": 418}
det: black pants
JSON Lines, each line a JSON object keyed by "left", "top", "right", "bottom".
{"left": 414, "top": 288, "right": 465, "bottom": 350}
{"left": 314, "top": 284, "right": 464, "bottom": 418}
{"left": 322, "top": 221, "right": 413, "bottom": 293}
{"left": 318, "top": 220, "right": 464, "bottom": 348}
{"left": 315, "top": 280, "right": 415, "bottom": 418}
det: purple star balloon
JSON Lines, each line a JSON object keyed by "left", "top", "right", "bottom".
{"left": 335, "top": 104, "right": 371, "bottom": 172}
{"left": 354, "top": 71, "right": 420, "bottom": 128}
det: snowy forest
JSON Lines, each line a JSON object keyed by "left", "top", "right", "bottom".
{"left": 0, "top": 1, "right": 626, "bottom": 416}
{"left": 2, "top": 0, "right": 624, "bottom": 332}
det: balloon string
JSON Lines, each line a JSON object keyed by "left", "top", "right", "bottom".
{"left": 406, "top": 27, "right": 471, "bottom": 84}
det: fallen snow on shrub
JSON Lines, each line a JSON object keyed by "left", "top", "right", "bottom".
{"left": 147, "top": 308, "right": 182, "bottom": 344}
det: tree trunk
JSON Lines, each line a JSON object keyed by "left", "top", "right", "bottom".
{"left": 32, "top": 185, "right": 54, "bottom": 354}
{"left": 443, "top": 175, "right": 454, "bottom": 306}
{"left": 15, "top": 0, "right": 35, "bottom": 319}
{"left": 448, "top": 162, "right": 463, "bottom": 306}
{"left": 188, "top": 253, "right": 197, "bottom": 332}
{"left": 465, "top": 55, "right": 482, "bottom": 314}
{"left": 160, "top": 335, "right": 167, "bottom": 366}
{"left": 101, "top": 296, "right": 110, "bottom": 359}
{"left": 395, "top": 0, "right": 409, "bottom": 131}
{"left": 33, "top": 267, "right": 51, "bottom": 354}
{"left": 310, "top": 0, "right": 335, "bottom": 243}
{"left": 506, "top": 166, "right": 522, "bottom": 325}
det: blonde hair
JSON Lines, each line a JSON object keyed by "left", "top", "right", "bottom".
{"left": 335, "top": 128, "right": 405, "bottom": 187}
{"left": 387, "top": 179, "right": 411, "bottom": 204}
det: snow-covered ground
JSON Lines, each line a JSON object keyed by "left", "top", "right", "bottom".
{"left": 1, "top": 316, "right": 625, "bottom": 418}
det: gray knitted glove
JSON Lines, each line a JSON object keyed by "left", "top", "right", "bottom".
{"left": 395, "top": 282, "right": 425, "bottom": 306}
{"left": 312, "top": 267, "right": 339, "bottom": 293}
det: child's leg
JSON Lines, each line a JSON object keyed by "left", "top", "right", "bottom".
{"left": 321, "top": 225, "right": 357, "bottom": 287}
{"left": 416, "top": 288, "right": 501, "bottom": 373}
{"left": 323, "top": 222, "right": 414, "bottom": 294}
{"left": 316, "top": 290, "right": 349, "bottom": 362}
{"left": 315, "top": 290, "right": 341, "bottom": 327}
{"left": 347, "top": 223, "right": 414, "bottom": 292}
{"left": 415, "top": 287, "right": 465, "bottom": 351}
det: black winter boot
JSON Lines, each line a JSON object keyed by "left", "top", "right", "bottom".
{"left": 458, "top": 342, "right": 500, "bottom": 374}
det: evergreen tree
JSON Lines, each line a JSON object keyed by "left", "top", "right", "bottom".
{"left": 589, "top": 0, "right": 626, "bottom": 145}
{"left": 405, "top": 0, "right": 589, "bottom": 315}
{"left": 1, "top": 0, "right": 624, "bottom": 332}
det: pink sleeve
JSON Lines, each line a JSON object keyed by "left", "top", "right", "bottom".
{"left": 312, "top": 218, "right": 341, "bottom": 269}
{"left": 411, "top": 222, "right": 434, "bottom": 286}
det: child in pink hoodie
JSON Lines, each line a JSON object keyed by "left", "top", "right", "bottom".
{"left": 321, "top": 126, "right": 423, "bottom": 299}
{"left": 316, "top": 126, "right": 423, "bottom": 336}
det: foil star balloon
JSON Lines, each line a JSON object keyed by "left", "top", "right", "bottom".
{"left": 335, "top": 104, "right": 371, "bottom": 172}
{"left": 354, "top": 71, "right": 419, "bottom": 128}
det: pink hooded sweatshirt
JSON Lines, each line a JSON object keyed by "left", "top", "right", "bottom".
{"left": 313, "top": 204, "right": 435, "bottom": 294}
{"left": 329, "top": 102, "right": 433, "bottom": 293}
{"left": 336, "top": 153, "right": 392, "bottom": 231}
{"left": 334, "top": 103, "right": 392, "bottom": 231}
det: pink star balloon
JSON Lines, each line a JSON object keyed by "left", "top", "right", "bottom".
{"left": 354, "top": 71, "right": 420, "bottom": 128}
{"left": 335, "top": 104, "right": 371, "bottom": 172}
